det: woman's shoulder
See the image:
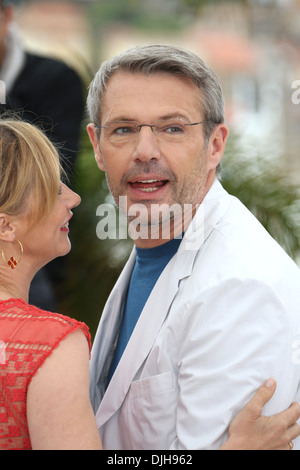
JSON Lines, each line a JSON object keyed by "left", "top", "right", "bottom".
{"left": 0, "top": 298, "right": 91, "bottom": 352}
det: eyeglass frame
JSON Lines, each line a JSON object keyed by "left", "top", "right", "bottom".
{"left": 93, "top": 118, "right": 218, "bottom": 142}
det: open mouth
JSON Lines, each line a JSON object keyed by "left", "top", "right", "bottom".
{"left": 129, "top": 179, "right": 168, "bottom": 192}
{"left": 61, "top": 214, "right": 73, "bottom": 231}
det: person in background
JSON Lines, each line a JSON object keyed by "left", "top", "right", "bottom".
{"left": 0, "top": 119, "right": 299, "bottom": 450}
{"left": 87, "top": 44, "right": 300, "bottom": 450}
{"left": 0, "top": 0, "right": 85, "bottom": 312}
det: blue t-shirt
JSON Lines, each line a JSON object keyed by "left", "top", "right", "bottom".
{"left": 107, "top": 237, "right": 182, "bottom": 382}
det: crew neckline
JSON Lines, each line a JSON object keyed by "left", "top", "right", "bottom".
{"left": 135, "top": 237, "right": 183, "bottom": 259}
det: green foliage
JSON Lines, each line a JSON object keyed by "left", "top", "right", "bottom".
{"left": 88, "top": 0, "right": 188, "bottom": 33}
{"left": 221, "top": 134, "right": 300, "bottom": 260}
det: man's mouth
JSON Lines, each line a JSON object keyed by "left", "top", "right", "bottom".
{"left": 129, "top": 179, "right": 168, "bottom": 192}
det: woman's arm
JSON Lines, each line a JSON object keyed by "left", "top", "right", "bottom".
{"left": 27, "top": 329, "right": 102, "bottom": 450}
{"left": 221, "top": 378, "right": 300, "bottom": 450}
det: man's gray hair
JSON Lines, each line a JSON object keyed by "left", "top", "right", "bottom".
{"left": 87, "top": 44, "right": 225, "bottom": 142}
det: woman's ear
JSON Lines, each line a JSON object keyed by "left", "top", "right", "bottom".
{"left": 0, "top": 214, "right": 16, "bottom": 243}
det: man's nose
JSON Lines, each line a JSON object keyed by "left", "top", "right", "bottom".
{"left": 131, "top": 126, "right": 162, "bottom": 163}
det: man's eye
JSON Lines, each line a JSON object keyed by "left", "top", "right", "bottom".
{"left": 113, "top": 126, "right": 135, "bottom": 135}
{"left": 162, "top": 124, "right": 185, "bottom": 133}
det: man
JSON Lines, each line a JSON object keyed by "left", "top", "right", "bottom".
{"left": 0, "top": 0, "right": 85, "bottom": 311}
{"left": 87, "top": 44, "right": 300, "bottom": 449}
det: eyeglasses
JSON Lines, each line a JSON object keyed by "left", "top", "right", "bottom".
{"left": 94, "top": 118, "right": 216, "bottom": 146}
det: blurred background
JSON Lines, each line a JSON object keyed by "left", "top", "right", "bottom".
{"left": 6, "top": 0, "right": 300, "bottom": 338}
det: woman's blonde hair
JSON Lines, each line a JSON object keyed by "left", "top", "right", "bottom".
{"left": 0, "top": 119, "right": 64, "bottom": 227}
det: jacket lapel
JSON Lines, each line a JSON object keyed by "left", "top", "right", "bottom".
{"left": 90, "top": 249, "right": 136, "bottom": 411}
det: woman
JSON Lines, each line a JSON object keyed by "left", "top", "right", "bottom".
{"left": 0, "top": 119, "right": 299, "bottom": 450}
{"left": 0, "top": 119, "right": 102, "bottom": 450}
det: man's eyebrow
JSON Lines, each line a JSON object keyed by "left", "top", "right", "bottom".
{"left": 105, "top": 113, "right": 190, "bottom": 124}
{"left": 104, "top": 117, "right": 138, "bottom": 125}
{"left": 158, "top": 113, "right": 190, "bottom": 121}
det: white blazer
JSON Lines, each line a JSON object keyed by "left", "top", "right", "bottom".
{"left": 90, "top": 180, "right": 300, "bottom": 450}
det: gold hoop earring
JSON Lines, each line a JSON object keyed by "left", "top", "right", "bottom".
{"left": 1, "top": 239, "right": 23, "bottom": 269}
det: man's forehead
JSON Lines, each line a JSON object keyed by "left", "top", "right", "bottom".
{"left": 99, "top": 71, "right": 203, "bottom": 126}
{"left": 103, "top": 70, "right": 199, "bottom": 102}
{"left": 103, "top": 69, "right": 200, "bottom": 101}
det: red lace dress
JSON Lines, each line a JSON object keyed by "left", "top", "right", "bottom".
{"left": 0, "top": 298, "right": 91, "bottom": 450}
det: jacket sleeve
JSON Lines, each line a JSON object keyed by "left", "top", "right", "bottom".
{"left": 171, "top": 277, "right": 299, "bottom": 450}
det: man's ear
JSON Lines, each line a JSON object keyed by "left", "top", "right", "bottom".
{"left": 207, "top": 123, "right": 228, "bottom": 171}
{"left": 0, "top": 214, "right": 16, "bottom": 243}
{"left": 86, "top": 123, "right": 105, "bottom": 171}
